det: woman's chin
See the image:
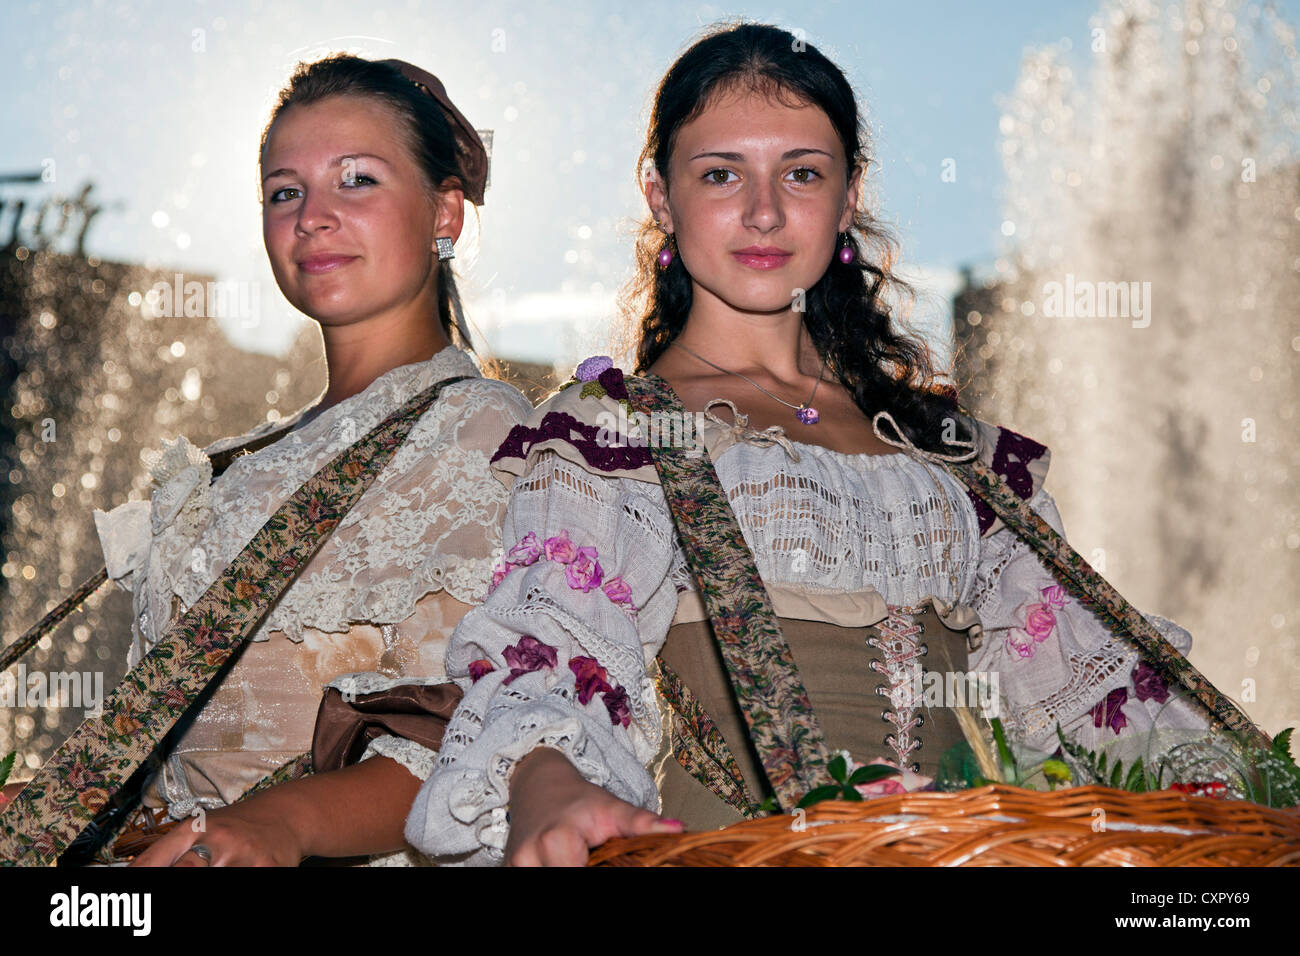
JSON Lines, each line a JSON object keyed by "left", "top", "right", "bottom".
{"left": 292, "top": 295, "right": 367, "bottom": 327}
{"left": 711, "top": 289, "right": 810, "bottom": 316}
{"left": 698, "top": 272, "right": 825, "bottom": 316}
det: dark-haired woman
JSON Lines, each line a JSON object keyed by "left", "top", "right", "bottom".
{"left": 406, "top": 23, "right": 1221, "bottom": 866}
{"left": 90, "top": 55, "right": 530, "bottom": 865}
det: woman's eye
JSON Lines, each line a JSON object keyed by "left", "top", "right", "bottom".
{"left": 341, "top": 173, "right": 377, "bottom": 187}
{"left": 788, "top": 167, "right": 820, "bottom": 183}
{"left": 704, "top": 168, "right": 738, "bottom": 185}
{"left": 269, "top": 186, "right": 301, "bottom": 203}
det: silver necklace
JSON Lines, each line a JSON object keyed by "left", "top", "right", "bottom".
{"left": 670, "top": 340, "right": 828, "bottom": 425}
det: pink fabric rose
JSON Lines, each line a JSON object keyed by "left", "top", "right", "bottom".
{"left": 570, "top": 655, "right": 612, "bottom": 705}
{"left": 857, "top": 778, "right": 908, "bottom": 797}
{"left": 1023, "top": 603, "right": 1058, "bottom": 642}
{"left": 507, "top": 532, "right": 542, "bottom": 566}
{"left": 602, "top": 575, "right": 633, "bottom": 607}
{"left": 1040, "top": 584, "right": 1068, "bottom": 609}
{"left": 1005, "top": 632, "right": 1036, "bottom": 659}
{"left": 489, "top": 559, "right": 513, "bottom": 593}
{"left": 564, "top": 546, "right": 604, "bottom": 592}
{"left": 851, "top": 757, "right": 908, "bottom": 798}
{"left": 544, "top": 530, "right": 577, "bottom": 564}
{"left": 502, "top": 635, "right": 558, "bottom": 685}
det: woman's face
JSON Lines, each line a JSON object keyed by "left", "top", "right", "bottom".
{"left": 648, "top": 85, "right": 860, "bottom": 317}
{"left": 260, "top": 95, "right": 462, "bottom": 328}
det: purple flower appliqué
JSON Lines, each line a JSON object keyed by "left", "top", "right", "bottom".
{"left": 502, "top": 635, "right": 558, "bottom": 685}
{"left": 576, "top": 355, "right": 614, "bottom": 382}
{"left": 565, "top": 546, "right": 604, "bottom": 592}
{"left": 597, "top": 366, "right": 629, "bottom": 401}
{"left": 570, "top": 655, "right": 613, "bottom": 705}
{"left": 1090, "top": 686, "right": 1129, "bottom": 734}
{"left": 1131, "top": 661, "right": 1170, "bottom": 703}
{"left": 965, "top": 425, "right": 1049, "bottom": 535}
{"left": 468, "top": 659, "right": 496, "bottom": 683}
{"left": 602, "top": 685, "right": 631, "bottom": 728}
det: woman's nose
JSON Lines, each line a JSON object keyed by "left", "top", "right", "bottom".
{"left": 294, "top": 187, "right": 340, "bottom": 235}
{"left": 742, "top": 176, "right": 785, "bottom": 233}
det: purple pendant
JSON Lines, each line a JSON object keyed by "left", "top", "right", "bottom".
{"left": 796, "top": 405, "right": 820, "bottom": 425}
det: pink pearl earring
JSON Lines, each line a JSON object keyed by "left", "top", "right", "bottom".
{"left": 838, "top": 232, "right": 856, "bottom": 264}
{"left": 657, "top": 232, "right": 676, "bottom": 269}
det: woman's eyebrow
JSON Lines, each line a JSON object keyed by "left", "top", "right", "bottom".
{"left": 261, "top": 153, "right": 392, "bottom": 184}
{"left": 687, "top": 148, "right": 834, "bottom": 162}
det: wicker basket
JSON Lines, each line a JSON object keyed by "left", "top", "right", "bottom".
{"left": 588, "top": 785, "right": 1300, "bottom": 866}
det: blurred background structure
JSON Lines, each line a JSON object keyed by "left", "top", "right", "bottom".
{"left": 2, "top": 0, "right": 1297, "bottom": 773}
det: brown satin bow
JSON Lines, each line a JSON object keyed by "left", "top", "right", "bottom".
{"left": 379, "top": 58, "right": 490, "bottom": 205}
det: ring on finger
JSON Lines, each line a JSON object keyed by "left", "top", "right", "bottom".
{"left": 186, "top": 843, "right": 213, "bottom": 864}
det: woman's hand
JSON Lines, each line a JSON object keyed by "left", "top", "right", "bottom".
{"left": 129, "top": 798, "right": 306, "bottom": 867}
{"left": 129, "top": 755, "right": 425, "bottom": 866}
{"left": 504, "top": 747, "right": 683, "bottom": 867}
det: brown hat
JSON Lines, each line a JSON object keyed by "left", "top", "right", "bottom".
{"left": 379, "top": 58, "right": 490, "bottom": 205}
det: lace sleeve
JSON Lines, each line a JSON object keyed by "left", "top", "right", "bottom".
{"left": 404, "top": 451, "right": 681, "bottom": 864}
{"left": 969, "top": 485, "right": 1212, "bottom": 766}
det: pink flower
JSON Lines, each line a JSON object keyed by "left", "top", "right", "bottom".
{"left": 851, "top": 757, "right": 907, "bottom": 798}
{"left": 1005, "top": 632, "right": 1035, "bottom": 659}
{"left": 564, "top": 546, "right": 604, "bottom": 592}
{"left": 1090, "top": 686, "right": 1129, "bottom": 734}
{"left": 502, "top": 635, "right": 558, "bottom": 685}
{"left": 1023, "top": 603, "right": 1058, "bottom": 642}
{"left": 570, "top": 655, "right": 612, "bottom": 705}
{"left": 468, "top": 659, "right": 496, "bottom": 683}
{"left": 489, "top": 559, "right": 513, "bottom": 593}
{"left": 544, "top": 531, "right": 577, "bottom": 564}
{"left": 507, "top": 532, "right": 542, "bottom": 566}
{"left": 857, "top": 778, "right": 908, "bottom": 797}
{"left": 602, "top": 576, "right": 633, "bottom": 607}
{"left": 1040, "top": 584, "right": 1068, "bottom": 609}
{"left": 602, "top": 685, "right": 631, "bottom": 727}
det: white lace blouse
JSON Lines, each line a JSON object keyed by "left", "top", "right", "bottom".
{"left": 93, "top": 345, "right": 532, "bottom": 865}
{"left": 406, "top": 378, "right": 1212, "bottom": 864}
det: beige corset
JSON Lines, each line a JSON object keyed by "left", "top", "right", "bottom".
{"left": 652, "top": 602, "right": 981, "bottom": 832}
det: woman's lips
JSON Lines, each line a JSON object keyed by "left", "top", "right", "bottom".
{"left": 731, "top": 249, "right": 792, "bottom": 270}
{"left": 298, "top": 255, "right": 358, "bottom": 274}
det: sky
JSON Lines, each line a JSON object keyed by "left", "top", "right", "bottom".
{"left": 4, "top": 0, "right": 1299, "bottom": 368}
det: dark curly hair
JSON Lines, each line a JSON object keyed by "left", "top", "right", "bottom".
{"left": 620, "top": 22, "right": 970, "bottom": 453}
{"left": 259, "top": 53, "right": 473, "bottom": 348}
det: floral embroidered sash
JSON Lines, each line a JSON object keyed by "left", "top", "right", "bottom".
{"left": 621, "top": 373, "right": 1270, "bottom": 818}
{"left": 0, "top": 375, "right": 468, "bottom": 867}
{"left": 622, "top": 374, "right": 834, "bottom": 812}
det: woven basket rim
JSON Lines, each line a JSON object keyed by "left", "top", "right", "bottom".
{"left": 589, "top": 784, "right": 1300, "bottom": 867}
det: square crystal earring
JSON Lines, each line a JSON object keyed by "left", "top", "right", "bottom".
{"left": 436, "top": 236, "right": 455, "bottom": 261}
